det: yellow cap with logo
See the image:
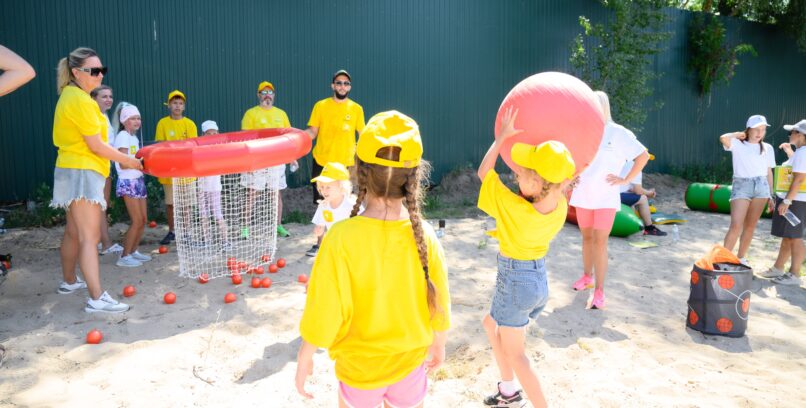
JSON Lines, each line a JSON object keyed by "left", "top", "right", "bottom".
{"left": 311, "top": 162, "right": 350, "bottom": 183}
{"left": 257, "top": 81, "right": 274, "bottom": 92}
{"left": 511, "top": 141, "right": 575, "bottom": 183}
{"left": 357, "top": 111, "right": 422, "bottom": 168}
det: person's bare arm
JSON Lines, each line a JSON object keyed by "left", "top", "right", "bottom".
{"left": 0, "top": 45, "right": 36, "bottom": 97}
{"left": 83, "top": 135, "right": 142, "bottom": 170}
{"left": 305, "top": 126, "right": 319, "bottom": 140}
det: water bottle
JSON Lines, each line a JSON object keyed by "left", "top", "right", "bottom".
{"left": 289, "top": 162, "right": 299, "bottom": 173}
{"left": 671, "top": 225, "right": 679, "bottom": 243}
{"left": 784, "top": 209, "right": 801, "bottom": 227}
{"left": 436, "top": 219, "right": 446, "bottom": 238}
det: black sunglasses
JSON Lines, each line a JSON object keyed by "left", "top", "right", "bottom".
{"left": 334, "top": 81, "right": 351, "bottom": 86}
{"left": 76, "top": 66, "right": 108, "bottom": 77}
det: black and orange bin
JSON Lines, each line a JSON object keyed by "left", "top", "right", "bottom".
{"left": 686, "top": 246, "right": 752, "bottom": 337}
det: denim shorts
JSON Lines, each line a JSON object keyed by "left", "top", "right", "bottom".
{"left": 116, "top": 177, "right": 147, "bottom": 199}
{"left": 730, "top": 176, "right": 770, "bottom": 201}
{"left": 490, "top": 254, "right": 549, "bottom": 328}
{"left": 50, "top": 167, "right": 106, "bottom": 210}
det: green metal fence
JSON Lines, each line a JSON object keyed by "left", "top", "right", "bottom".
{"left": 1, "top": 0, "right": 804, "bottom": 201}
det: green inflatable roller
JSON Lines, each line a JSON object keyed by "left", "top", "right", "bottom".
{"left": 611, "top": 203, "right": 644, "bottom": 237}
{"left": 685, "top": 183, "right": 732, "bottom": 214}
{"left": 685, "top": 182, "right": 772, "bottom": 217}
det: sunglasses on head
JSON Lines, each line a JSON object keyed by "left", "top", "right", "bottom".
{"left": 334, "top": 81, "right": 351, "bottom": 86}
{"left": 76, "top": 66, "right": 108, "bottom": 77}
{"left": 260, "top": 89, "right": 274, "bottom": 95}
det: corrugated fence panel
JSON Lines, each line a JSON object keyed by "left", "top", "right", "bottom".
{"left": 1, "top": 0, "right": 804, "bottom": 201}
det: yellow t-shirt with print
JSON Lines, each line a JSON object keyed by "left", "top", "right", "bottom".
{"left": 307, "top": 98, "right": 365, "bottom": 166}
{"left": 241, "top": 105, "right": 290, "bottom": 130}
{"left": 477, "top": 169, "right": 567, "bottom": 260}
{"left": 53, "top": 85, "right": 110, "bottom": 177}
{"left": 154, "top": 116, "right": 198, "bottom": 185}
{"left": 300, "top": 216, "right": 451, "bottom": 389}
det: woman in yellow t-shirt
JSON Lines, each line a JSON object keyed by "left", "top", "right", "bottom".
{"left": 51, "top": 47, "right": 142, "bottom": 314}
{"left": 296, "top": 111, "right": 451, "bottom": 408}
{"left": 476, "top": 108, "right": 576, "bottom": 408}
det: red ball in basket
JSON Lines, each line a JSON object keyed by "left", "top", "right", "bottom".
{"left": 494, "top": 72, "right": 604, "bottom": 176}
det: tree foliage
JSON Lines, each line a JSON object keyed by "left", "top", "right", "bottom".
{"left": 570, "top": 0, "right": 672, "bottom": 131}
{"left": 688, "top": 13, "right": 757, "bottom": 98}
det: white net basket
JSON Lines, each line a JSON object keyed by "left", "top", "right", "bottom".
{"left": 171, "top": 166, "right": 281, "bottom": 280}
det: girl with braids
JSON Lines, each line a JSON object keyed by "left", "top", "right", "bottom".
{"left": 296, "top": 111, "right": 451, "bottom": 408}
{"left": 478, "top": 107, "right": 576, "bottom": 408}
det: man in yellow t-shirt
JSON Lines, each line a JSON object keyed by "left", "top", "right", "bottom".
{"left": 240, "top": 81, "right": 297, "bottom": 238}
{"left": 154, "top": 90, "right": 197, "bottom": 245}
{"left": 305, "top": 70, "right": 365, "bottom": 203}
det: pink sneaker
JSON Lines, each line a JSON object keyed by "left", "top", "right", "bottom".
{"left": 591, "top": 289, "right": 606, "bottom": 309}
{"left": 572, "top": 274, "right": 594, "bottom": 291}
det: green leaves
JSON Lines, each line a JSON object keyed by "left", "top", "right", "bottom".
{"left": 687, "top": 13, "right": 756, "bottom": 97}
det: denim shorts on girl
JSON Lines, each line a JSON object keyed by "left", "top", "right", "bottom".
{"left": 339, "top": 364, "right": 427, "bottom": 408}
{"left": 50, "top": 167, "right": 106, "bottom": 210}
{"left": 490, "top": 254, "right": 549, "bottom": 328}
{"left": 730, "top": 176, "right": 771, "bottom": 201}
{"left": 116, "top": 177, "right": 147, "bottom": 199}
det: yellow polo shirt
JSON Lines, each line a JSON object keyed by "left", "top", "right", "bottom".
{"left": 53, "top": 85, "right": 110, "bottom": 177}
{"left": 477, "top": 170, "right": 567, "bottom": 260}
{"left": 300, "top": 216, "right": 451, "bottom": 389}
{"left": 307, "top": 98, "right": 365, "bottom": 166}
{"left": 154, "top": 116, "right": 197, "bottom": 185}
{"left": 241, "top": 105, "right": 290, "bottom": 130}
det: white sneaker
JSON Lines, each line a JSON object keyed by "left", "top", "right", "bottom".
{"left": 130, "top": 250, "right": 152, "bottom": 262}
{"left": 100, "top": 243, "right": 124, "bottom": 255}
{"left": 760, "top": 266, "right": 785, "bottom": 279}
{"left": 85, "top": 291, "right": 129, "bottom": 313}
{"left": 57, "top": 276, "right": 87, "bottom": 294}
{"left": 772, "top": 273, "right": 802, "bottom": 286}
{"left": 116, "top": 255, "right": 142, "bottom": 267}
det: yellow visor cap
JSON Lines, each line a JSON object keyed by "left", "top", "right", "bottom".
{"left": 511, "top": 141, "right": 576, "bottom": 183}
{"left": 357, "top": 111, "right": 423, "bottom": 168}
{"left": 311, "top": 162, "right": 350, "bottom": 183}
{"left": 258, "top": 81, "right": 274, "bottom": 92}
{"left": 166, "top": 90, "right": 186, "bottom": 104}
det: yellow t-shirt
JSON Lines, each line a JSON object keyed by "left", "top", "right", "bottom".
{"left": 307, "top": 98, "right": 365, "bottom": 166}
{"left": 300, "top": 216, "right": 451, "bottom": 389}
{"left": 53, "top": 85, "right": 110, "bottom": 177}
{"left": 154, "top": 116, "right": 198, "bottom": 185}
{"left": 477, "top": 170, "right": 567, "bottom": 260}
{"left": 241, "top": 105, "right": 290, "bottom": 130}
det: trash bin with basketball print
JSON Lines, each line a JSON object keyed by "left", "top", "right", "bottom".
{"left": 686, "top": 262, "right": 752, "bottom": 338}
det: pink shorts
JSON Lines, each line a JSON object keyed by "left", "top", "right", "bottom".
{"left": 339, "top": 364, "right": 427, "bottom": 408}
{"left": 575, "top": 207, "right": 617, "bottom": 231}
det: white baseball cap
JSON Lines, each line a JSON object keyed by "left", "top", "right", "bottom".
{"left": 201, "top": 120, "right": 219, "bottom": 133}
{"left": 783, "top": 119, "right": 806, "bottom": 134}
{"left": 746, "top": 115, "right": 769, "bottom": 129}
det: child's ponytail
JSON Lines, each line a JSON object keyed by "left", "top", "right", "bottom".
{"left": 403, "top": 169, "right": 438, "bottom": 317}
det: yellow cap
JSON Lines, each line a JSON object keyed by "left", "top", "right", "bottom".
{"left": 166, "top": 90, "right": 186, "bottom": 105}
{"left": 257, "top": 81, "right": 274, "bottom": 92}
{"left": 357, "top": 111, "right": 423, "bottom": 168}
{"left": 648, "top": 152, "right": 655, "bottom": 161}
{"left": 311, "top": 162, "right": 349, "bottom": 183}
{"left": 511, "top": 141, "right": 575, "bottom": 183}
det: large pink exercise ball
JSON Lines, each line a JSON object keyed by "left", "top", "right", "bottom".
{"left": 495, "top": 72, "right": 605, "bottom": 176}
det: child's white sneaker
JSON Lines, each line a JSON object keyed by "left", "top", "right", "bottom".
{"left": 57, "top": 276, "right": 87, "bottom": 294}
{"left": 116, "top": 254, "right": 142, "bottom": 267}
{"left": 85, "top": 291, "right": 129, "bottom": 313}
{"left": 130, "top": 250, "right": 152, "bottom": 262}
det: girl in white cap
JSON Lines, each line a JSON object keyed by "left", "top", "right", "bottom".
{"left": 113, "top": 103, "right": 151, "bottom": 267}
{"left": 719, "top": 114, "right": 776, "bottom": 265}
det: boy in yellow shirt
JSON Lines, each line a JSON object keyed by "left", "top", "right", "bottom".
{"left": 154, "top": 90, "right": 197, "bottom": 245}
{"left": 296, "top": 111, "right": 450, "bottom": 408}
{"left": 477, "top": 108, "right": 576, "bottom": 408}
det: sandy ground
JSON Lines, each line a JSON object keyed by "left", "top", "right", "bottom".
{"left": 1, "top": 173, "right": 804, "bottom": 408}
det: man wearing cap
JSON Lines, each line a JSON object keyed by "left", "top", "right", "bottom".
{"left": 241, "top": 81, "right": 296, "bottom": 237}
{"left": 155, "top": 90, "right": 197, "bottom": 245}
{"left": 305, "top": 70, "right": 366, "bottom": 203}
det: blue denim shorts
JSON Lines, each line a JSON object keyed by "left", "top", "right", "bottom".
{"left": 490, "top": 254, "right": 549, "bottom": 328}
{"left": 730, "top": 176, "right": 770, "bottom": 201}
{"left": 50, "top": 167, "right": 106, "bottom": 210}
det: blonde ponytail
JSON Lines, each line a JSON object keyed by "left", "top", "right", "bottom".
{"left": 55, "top": 47, "right": 98, "bottom": 95}
{"left": 55, "top": 58, "right": 70, "bottom": 95}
